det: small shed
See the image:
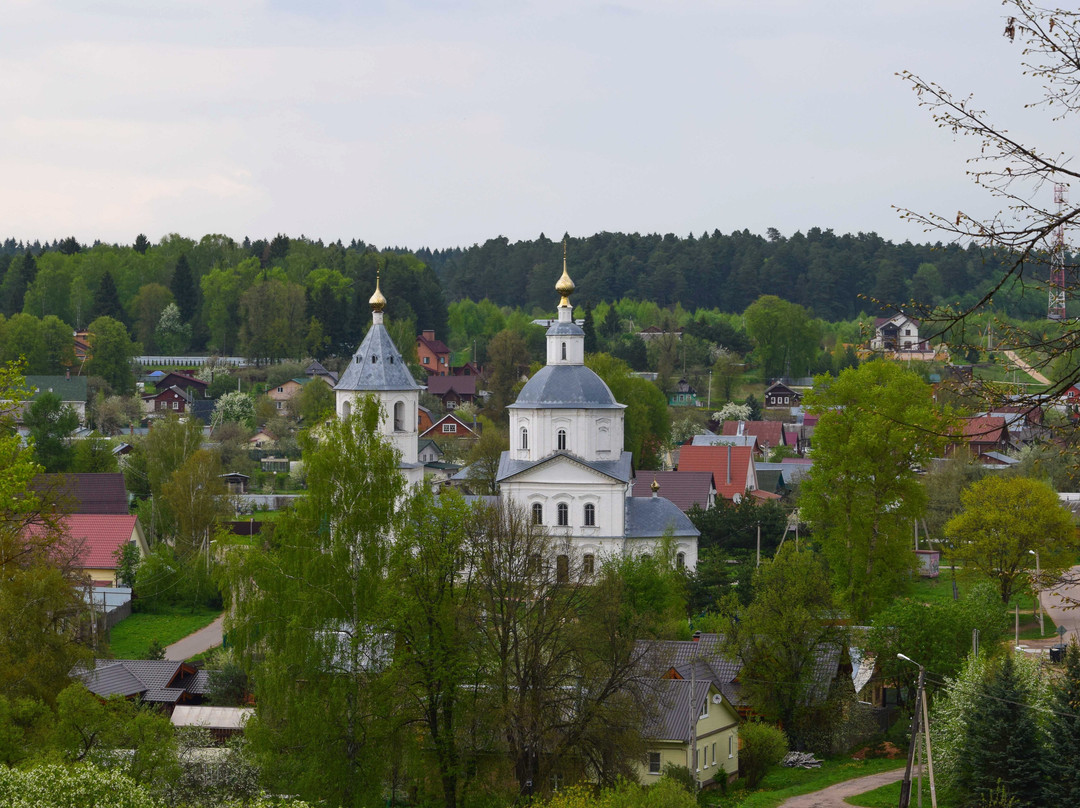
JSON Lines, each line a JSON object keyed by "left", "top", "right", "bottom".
{"left": 219, "top": 472, "right": 250, "bottom": 494}
{"left": 170, "top": 705, "right": 254, "bottom": 744}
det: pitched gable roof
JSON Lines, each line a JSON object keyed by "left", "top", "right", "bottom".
{"left": 427, "top": 376, "right": 477, "bottom": 396}
{"left": 644, "top": 679, "right": 717, "bottom": 742}
{"left": 62, "top": 514, "right": 140, "bottom": 569}
{"left": 720, "top": 420, "right": 785, "bottom": 448}
{"left": 32, "top": 473, "right": 128, "bottom": 514}
{"left": 23, "top": 375, "right": 88, "bottom": 403}
{"left": 631, "top": 471, "right": 713, "bottom": 511}
{"left": 678, "top": 444, "right": 756, "bottom": 501}
{"left": 416, "top": 332, "right": 451, "bottom": 355}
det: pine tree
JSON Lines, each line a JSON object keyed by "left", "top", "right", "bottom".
{"left": 133, "top": 234, "right": 150, "bottom": 254}
{"left": 1043, "top": 642, "right": 1080, "bottom": 805}
{"left": 170, "top": 254, "right": 197, "bottom": 323}
{"left": 0, "top": 253, "right": 36, "bottom": 317}
{"left": 92, "top": 270, "right": 124, "bottom": 322}
{"left": 582, "top": 303, "right": 598, "bottom": 353}
{"left": 960, "top": 654, "right": 1043, "bottom": 807}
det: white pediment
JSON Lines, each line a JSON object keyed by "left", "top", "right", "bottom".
{"left": 506, "top": 455, "right": 621, "bottom": 486}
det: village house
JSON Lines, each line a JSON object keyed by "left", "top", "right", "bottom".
{"left": 870, "top": 313, "right": 929, "bottom": 352}
{"left": 426, "top": 375, "right": 477, "bottom": 410}
{"left": 631, "top": 472, "right": 715, "bottom": 513}
{"left": 416, "top": 330, "right": 452, "bottom": 375}
{"left": 156, "top": 371, "right": 208, "bottom": 398}
{"left": 763, "top": 381, "right": 802, "bottom": 408}
{"left": 668, "top": 378, "right": 699, "bottom": 407}
{"left": 59, "top": 513, "right": 150, "bottom": 586}
{"left": 143, "top": 385, "right": 193, "bottom": 415}
{"left": 421, "top": 412, "right": 480, "bottom": 441}
{"left": 22, "top": 374, "right": 88, "bottom": 423}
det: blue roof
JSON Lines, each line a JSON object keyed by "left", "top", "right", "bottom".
{"left": 508, "top": 365, "right": 623, "bottom": 409}
{"left": 546, "top": 320, "right": 584, "bottom": 337}
{"left": 496, "top": 450, "right": 633, "bottom": 484}
{"left": 335, "top": 320, "right": 422, "bottom": 393}
{"left": 624, "top": 496, "right": 700, "bottom": 539}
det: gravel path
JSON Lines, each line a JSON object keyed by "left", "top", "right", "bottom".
{"left": 776, "top": 767, "right": 905, "bottom": 808}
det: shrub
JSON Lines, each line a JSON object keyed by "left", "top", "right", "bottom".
{"left": 738, "top": 722, "right": 788, "bottom": 788}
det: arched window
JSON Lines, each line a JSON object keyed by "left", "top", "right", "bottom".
{"left": 561, "top": 342, "right": 567, "bottom": 360}
{"left": 557, "top": 503, "right": 569, "bottom": 526}
{"left": 556, "top": 554, "right": 569, "bottom": 583}
{"left": 341, "top": 400, "right": 351, "bottom": 419}
{"left": 676, "top": 551, "right": 686, "bottom": 569}
{"left": 520, "top": 427, "right": 529, "bottom": 450}
{"left": 557, "top": 429, "right": 567, "bottom": 451}
{"left": 393, "top": 401, "right": 404, "bottom": 432}
{"left": 583, "top": 503, "right": 595, "bottom": 527}
{"left": 532, "top": 503, "right": 543, "bottom": 525}
{"left": 582, "top": 554, "right": 595, "bottom": 576}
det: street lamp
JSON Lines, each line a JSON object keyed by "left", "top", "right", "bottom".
{"left": 897, "top": 654, "right": 937, "bottom": 808}
{"left": 1029, "top": 549, "right": 1044, "bottom": 637}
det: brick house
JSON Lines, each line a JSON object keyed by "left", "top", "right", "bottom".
{"left": 416, "top": 330, "right": 452, "bottom": 376}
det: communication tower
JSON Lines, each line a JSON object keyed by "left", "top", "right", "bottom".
{"left": 1048, "top": 183, "right": 1068, "bottom": 321}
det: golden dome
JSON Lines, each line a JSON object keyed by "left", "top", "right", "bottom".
{"left": 556, "top": 239, "right": 575, "bottom": 307}
{"left": 369, "top": 272, "right": 386, "bottom": 313}
{"left": 651, "top": 477, "right": 660, "bottom": 494}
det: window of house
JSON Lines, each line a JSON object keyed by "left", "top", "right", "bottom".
{"left": 712, "top": 743, "right": 716, "bottom": 766}
{"left": 394, "top": 401, "right": 404, "bottom": 432}
{"left": 561, "top": 342, "right": 566, "bottom": 360}
{"left": 648, "top": 752, "right": 661, "bottom": 775}
{"left": 556, "top": 554, "right": 569, "bottom": 583}
{"left": 277, "top": 386, "right": 284, "bottom": 392}
{"left": 584, "top": 503, "right": 595, "bottom": 527}
{"left": 423, "top": 357, "right": 429, "bottom": 364}
{"left": 700, "top": 697, "right": 709, "bottom": 719}
{"left": 557, "top": 429, "right": 567, "bottom": 451}
{"left": 905, "top": 329, "right": 911, "bottom": 336}
{"left": 442, "top": 423, "right": 457, "bottom": 433}
{"left": 557, "top": 503, "right": 569, "bottom": 526}
{"left": 439, "top": 356, "right": 445, "bottom": 364}
{"left": 728, "top": 735, "right": 733, "bottom": 758}
{"left": 172, "top": 401, "right": 179, "bottom": 410}
{"left": 676, "top": 551, "right": 685, "bottom": 569}
{"left": 582, "top": 554, "right": 594, "bottom": 576}
{"left": 276, "top": 401, "right": 283, "bottom": 410}
{"left": 532, "top": 503, "right": 543, "bottom": 524}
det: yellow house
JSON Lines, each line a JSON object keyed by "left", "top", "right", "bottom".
{"left": 638, "top": 678, "right": 740, "bottom": 787}
{"left": 62, "top": 514, "right": 150, "bottom": 586}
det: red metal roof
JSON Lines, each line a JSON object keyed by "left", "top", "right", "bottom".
{"left": 62, "top": 514, "right": 139, "bottom": 570}
{"left": 720, "top": 420, "right": 786, "bottom": 448}
{"left": 678, "top": 445, "right": 755, "bottom": 501}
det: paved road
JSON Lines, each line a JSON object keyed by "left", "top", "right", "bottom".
{"left": 164, "top": 614, "right": 224, "bottom": 661}
{"left": 777, "top": 767, "right": 905, "bottom": 808}
{"left": 1038, "top": 563, "right": 1080, "bottom": 645}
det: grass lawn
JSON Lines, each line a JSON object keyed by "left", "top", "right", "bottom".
{"left": 107, "top": 606, "right": 222, "bottom": 660}
{"left": 906, "top": 575, "right": 1058, "bottom": 640}
{"left": 846, "top": 777, "right": 959, "bottom": 807}
{"left": 705, "top": 758, "right": 906, "bottom": 808}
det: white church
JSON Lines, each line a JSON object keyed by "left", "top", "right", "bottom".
{"left": 334, "top": 260, "right": 699, "bottom": 573}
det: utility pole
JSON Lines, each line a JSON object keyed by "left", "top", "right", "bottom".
{"left": 1030, "top": 549, "right": 1044, "bottom": 636}
{"left": 898, "top": 654, "right": 935, "bottom": 808}
{"left": 921, "top": 680, "right": 937, "bottom": 808}
{"left": 756, "top": 522, "right": 761, "bottom": 568}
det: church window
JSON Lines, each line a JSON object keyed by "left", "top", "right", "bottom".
{"left": 520, "top": 427, "right": 529, "bottom": 450}
{"left": 342, "top": 400, "right": 351, "bottom": 418}
{"left": 556, "top": 555, "right": 569, "bottom": 583}
{"left": 561, "top": 342, "right": 567, "bottom": 360}
{"left": 582, "top": 554, "right": 595, "bottom": 576}
{"left": 557, "top": 503, "right": 569, "bottom": 526}
{"left": 532, "top": 503, "right": 543, "bottom": 524}
{"left": 393, "top": 401, "right": 404, "bottom": 432}
{"left": 528, "top": 553, "right": 542, "bottom": 573}
{"left": 584, "top": 503, "right": 595, "bottom": 527}
{"left": 676, "top": 551, "right": 686, "bottom": 569}
{"left": 557, "top": 429, "right": 567, "bottom": 451}
{"left": 598, "top": 426, "right": 610, "bottom": 452}
{"left": 371, "top": 354, "right": 378, "bottom": 363}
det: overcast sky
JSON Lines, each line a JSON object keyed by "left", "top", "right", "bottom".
{"left": 0, "top": 1, "right": 1062, "bottom": 250}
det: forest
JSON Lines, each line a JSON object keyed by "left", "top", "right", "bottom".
{"left": 0, "top": 227, "right": 1058, "bottom": 374}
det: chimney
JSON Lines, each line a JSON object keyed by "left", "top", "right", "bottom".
{"left": 422, "top": 330, "right": 435, "bottom": 341}
{"left": 726, "top": 444, "right": 732, "bottom": 485}
{"left": 737, "top": 421, "right": 745, "bottom": 437}
{"left": 692, "top": 631, "right": 701, "bottom": 643}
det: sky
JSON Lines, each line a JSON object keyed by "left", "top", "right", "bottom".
{"left": 0, "top": 1, "right": 1065, "bottom": 251}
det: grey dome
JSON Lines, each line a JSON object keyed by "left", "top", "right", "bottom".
{"left": 546, "top": 320, "right": 584, "bottom": 337}
{"left": 508, "top": 365, "right": 623, "bottom": 409}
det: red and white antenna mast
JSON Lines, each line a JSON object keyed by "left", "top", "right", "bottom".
{"left": 1048, "top": 183, "right": 1068, "bottom": 321}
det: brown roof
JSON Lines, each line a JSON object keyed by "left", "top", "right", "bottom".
{"left": 32, "top": 473, "right": 128, "bottom": 514}
{"left": 720, "top": 420, "right": 786, "bottom": 448}
{"left": 960, "top": 416, "right": 1009, "bottom": 442}
{"left": 426, "top": 376, "right": 477, "bottom": 396}
{"left": 417, "top": 332, "right": 451, "bottom": 355}
{"left": 631, "top": 471, "right": 713, "bottom": 512}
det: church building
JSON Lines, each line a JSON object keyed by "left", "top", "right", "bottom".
{"left": 336, "top": 258, "right": 699, "bottom": 572}
{"left": 496, "top": 256, "right": 699, "bottom": 572}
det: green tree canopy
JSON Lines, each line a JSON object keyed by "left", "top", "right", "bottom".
{"left": 945, "top": 475, "right": 1077, "bottom": 603}
{"left": 801, "top": 361, "right": 946, "bottom": 622}
{"left": 86, "top": 316, "right": 138, "bottom": 393}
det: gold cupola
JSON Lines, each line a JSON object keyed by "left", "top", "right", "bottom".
{"left": 556, "top": 238, "right": 575, "bottom": 307}
{"left": 369, "top": 269, "right": 387, "bottom": 313}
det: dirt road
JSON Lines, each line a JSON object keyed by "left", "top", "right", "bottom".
{"left": 776, "top": 767, "right": 905, "bottom": 808}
